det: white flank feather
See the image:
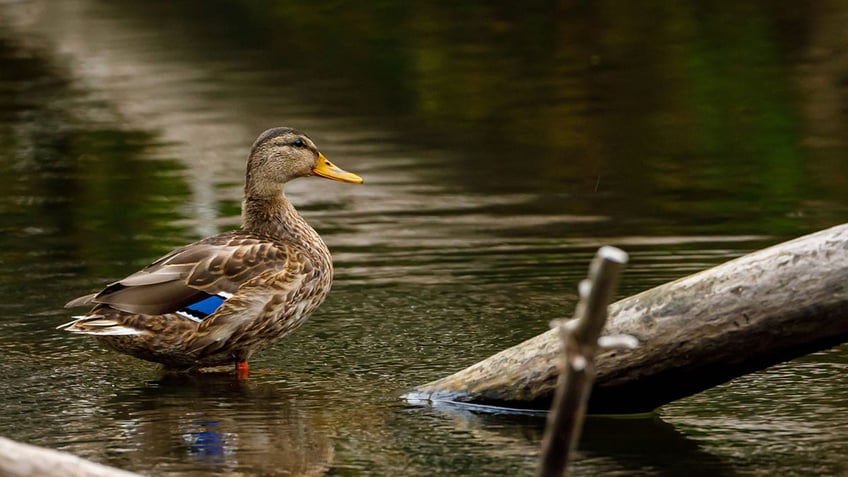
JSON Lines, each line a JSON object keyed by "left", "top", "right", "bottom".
{"left": 176, "top": 310, "right": 203, "bottom": 322}
{"left": 57, "top": 316, "right": 147, "bottom": 336}
{"left": 75, "top": 326, "right": 146, "bottom": 336}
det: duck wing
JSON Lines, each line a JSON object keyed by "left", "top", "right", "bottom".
{"left": 65, "top": 231, "right": 290, "bottom": 315}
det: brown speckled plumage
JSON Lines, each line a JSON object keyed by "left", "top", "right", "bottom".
{"left": 60, "top": 127, "right": 362, "bottom": 372}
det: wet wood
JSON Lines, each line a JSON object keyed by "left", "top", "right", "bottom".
{"left": 537, "top": 246, "right": 629, "bottom": 477}
{"left": 407, "top": 223, "right": 848, "bottom": 414}
{"left": 0, "top": 436, "right": 141, "bottom": 477}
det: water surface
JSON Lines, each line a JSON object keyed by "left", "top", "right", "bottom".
{"left": 1, "top": 1, "right": 847, "bottom": 475}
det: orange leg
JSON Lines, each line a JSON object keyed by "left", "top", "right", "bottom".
{"left": 235, "top": 361, "right": 249, "bottom": 380}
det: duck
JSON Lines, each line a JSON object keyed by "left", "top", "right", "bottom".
{"left": 60, "top": 127, "right": 363, "bottom": 377}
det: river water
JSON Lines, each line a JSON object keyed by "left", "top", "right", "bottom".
{"left": 1, "top": 1, "right": 847, "bottom": 475}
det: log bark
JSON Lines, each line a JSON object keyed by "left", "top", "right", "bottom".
{"left": 0, "top": 437, "right": 141, "bottom": 477}
{"left": 406, "top": 223, "right": 848, "bottom": 414}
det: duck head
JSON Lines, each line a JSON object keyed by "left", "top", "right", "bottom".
{"left": 245, "top": 127, "right": 363, "bottom": 197}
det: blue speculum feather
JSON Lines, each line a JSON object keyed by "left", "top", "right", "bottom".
{"left": 181, "top": 294, "right": 227, "bottom": 320}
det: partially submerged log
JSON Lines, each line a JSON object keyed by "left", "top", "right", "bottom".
{"left": 406, "top": 223, "right": 848, "bottom": 414}
{"left": 0, "top": 436, "right": 141, "bottom": 477}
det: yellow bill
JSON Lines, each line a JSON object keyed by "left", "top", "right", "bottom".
{"left": 312, "top": 153, "right": 363, "bottom": 184}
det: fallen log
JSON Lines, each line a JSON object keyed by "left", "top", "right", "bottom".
{"left": 0, "top": 436, "right": 141, "bottom": 477}
{"left": 405, "top": 223, "right": 848, "bottom": 414}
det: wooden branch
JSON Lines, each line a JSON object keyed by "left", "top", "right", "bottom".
{"left": 0, "top": 437, "right": 141, "bottom": 477}
{"left": 405, "top": 223, "right": 848, "bottom": 414}
{"left": 536, "top": 247, "right": 629, "bottom": 477}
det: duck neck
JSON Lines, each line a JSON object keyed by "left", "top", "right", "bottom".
{"left": 241, "top": 191, "right": 324, "bottom": 251}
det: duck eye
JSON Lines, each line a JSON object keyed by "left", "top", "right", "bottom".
{"left": 292, "top": 138, "right": 305, "bottom": 148}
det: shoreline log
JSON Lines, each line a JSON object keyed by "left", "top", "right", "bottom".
{"left": 0, "top": 436, "right": 141, "bottom": 477}
{"left": 405, "top": 223, "right": 848, "bottom": 414}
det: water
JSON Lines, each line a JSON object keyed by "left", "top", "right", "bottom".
{"left": 1, "top": 0, "right": 847, "bottom": 475}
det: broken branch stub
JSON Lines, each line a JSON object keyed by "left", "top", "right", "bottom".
{"left": 537, "top": 246, "right": 629, "bottom": 477}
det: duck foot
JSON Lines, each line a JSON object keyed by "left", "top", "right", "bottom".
{"left": 235, "top": 361, "right": 249, "bottom": 380}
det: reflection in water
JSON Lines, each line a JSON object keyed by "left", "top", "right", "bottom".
{"left": 188, "top": 419, "right": 226, "bottom": 463}
{"left": 404, "top": 404, "right": 742, "bottom": 476}
{"left": 578, "top": 416, "right": 741, "bottom": 477}
{"left": 102, "top": 374, "right": 334, "bottom": 476}
{"left": 1, "top": 0, "right": 848, "bottom": 475}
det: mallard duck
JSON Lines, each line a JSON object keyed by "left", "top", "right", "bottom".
{"left": 60, "top": 127, "right": 362, "bottom": 377}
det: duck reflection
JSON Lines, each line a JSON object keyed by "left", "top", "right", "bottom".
{"left": 106, "top": 373, "right": 334, "bottom": 476}
{"left": 185, "top": 418, "right": 226, "bottom": 463}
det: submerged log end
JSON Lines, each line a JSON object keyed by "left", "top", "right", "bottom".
{"left": 405, "top": 329, "right": 563, "bottom": 409}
